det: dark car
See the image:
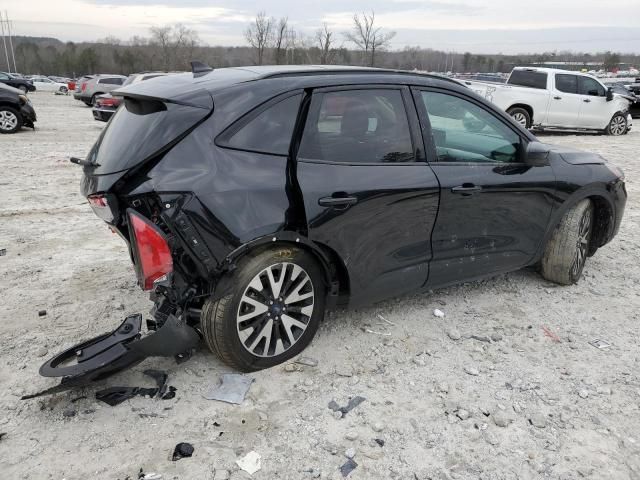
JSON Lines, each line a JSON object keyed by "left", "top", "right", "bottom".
{"left": 0, "top": 82, "right": 37, "bottom": 133}
{"left": 92, "top": 72, "right": 170, "bottom": 122}
{"left": 620, "top": 83, "right": 640, "bottom": 118}
{"left": 0, "top": 71, "right": 35, "bottom": 93}
{"left": 36, "top": 65, "right": 626, "bottom": 392}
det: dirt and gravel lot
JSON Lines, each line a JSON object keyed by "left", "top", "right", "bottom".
{"left": 1, "top": 92, "right": 639, "bottom": 480}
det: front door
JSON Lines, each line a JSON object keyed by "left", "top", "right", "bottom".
{"left": 413, "top": 88, "right": 557, "bottom": 288}
{"left": 577, "top": 76, "right": 609, "bottom": 129}
{"left": 295, "top": 86, "right": 439, "bottom": 306}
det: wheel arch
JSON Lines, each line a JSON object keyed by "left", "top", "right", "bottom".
{"left": 507, "top": 103, "right": 534, "bottom": 122}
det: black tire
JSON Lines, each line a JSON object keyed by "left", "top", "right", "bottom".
{"left": 507, "top": 107, "right": 531, "bottom": 129}
{"left": 541, "top": 199, "right": 593, "bottom": 285}
{"left": 60, "top": 86, "right": 68, "bottom": 94}
{"left": 89, "top": 94, "right": 98, "bottom": 106}
{"left": 606, "top": 113, "right": 627, "bottom": 136}
{"left": 0, "top": 106, "right": 23, "bottom": 134}
{"left": 18, "top": 85, "right": 27, "bottom": 94}
{"left": 201, "top": 247, "right": 326, "bottom": 371}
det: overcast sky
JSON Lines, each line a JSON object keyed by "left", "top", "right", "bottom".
{"left": 2, "top": 0, "right": 640, "bottom": 54}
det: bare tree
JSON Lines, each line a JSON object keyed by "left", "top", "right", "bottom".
{"left": 273, "top": 17, "right": 289, "bottom": 65}
{"left": 245, "top": 12, "right": 274, "bottom": 65}
{"left": 344, "top": 11, "right": 395, "bottom": 67}
{"left": 149, "top": 26, "right": 172, "bottom": 70}
{"left": 315, "top": 23, "right": 337, "bottom": 64}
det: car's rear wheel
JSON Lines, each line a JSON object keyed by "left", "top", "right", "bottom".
{"left": 201, "top": 247, "right": 326, "bottom": 371}
{"left": 507, "top": 107, "right": 531, "bottom": 129}
{"left": 606, "top": 113, "right": 627, "bottom": 136}
{"left": 0, "top": 106, "right": 22, "bottom": 134}
{"left": 541, "top": 199, "right": 593, "bottom": 285}
{"left": 60, "top": 86, "right": 68, "bottom": 94}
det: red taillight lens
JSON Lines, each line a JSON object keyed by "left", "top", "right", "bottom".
{"left": 128, "top": 211, "right": 173, "bottom": 291}
{"left": 88, "top": 194, "right": 115, "bottom": 222}
{"left": 102, "top": 98, "right": 118, "bottom": 107}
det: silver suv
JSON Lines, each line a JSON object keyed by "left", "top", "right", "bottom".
{"left": 73, "top": 74, "right": 126, "bottom": 106}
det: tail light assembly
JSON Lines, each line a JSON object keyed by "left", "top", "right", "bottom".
{"left": 127, "top": 210, "right": 173, "bottom": 291}
{"left": 81, "top": 82, "right": 87, "bottom": 92}
{"left": 87, "top": 193, "right": 118, "bottom": 223}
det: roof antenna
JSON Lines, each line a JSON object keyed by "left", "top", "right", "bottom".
{"left": 191, "top": 61, "right": 213, "bottom": 76}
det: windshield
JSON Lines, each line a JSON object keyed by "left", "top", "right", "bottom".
{"left": 87, "top": 96, "right": 211, "bottom": 175}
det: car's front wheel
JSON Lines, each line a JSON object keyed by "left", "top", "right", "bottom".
{"left": 541, "top": 199, "right": 593, "bottom": 285}
{"left": 201, "top": 247, "right": 326, "bottom": 371}
{"left": 606, "top": 113, "right": 628, "bottom": 136}
{"left": 0, "top": 106, "right": 23, "bottom": 134}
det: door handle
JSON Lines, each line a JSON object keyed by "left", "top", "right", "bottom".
{"left": 451, "top": 184, "right": 482, "bottom": 195}
{"left": 553, "top": 96, "right": 562, "bottom": 100}
{"left": 318, "top": 195, "right": 358, "bottom": 207}
{"left": 583, "top": 99, "right": 591, "bottom": 103}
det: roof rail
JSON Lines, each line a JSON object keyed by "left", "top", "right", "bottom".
{"left": 259, "top": 68, "right": 461, "bottom": 85}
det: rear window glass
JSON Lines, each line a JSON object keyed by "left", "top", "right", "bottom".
{"left": 508, "top": 70, "right": 548, "bottom": 89}
{"left": 223, "top": 94, "right": 302, "bottom": 156}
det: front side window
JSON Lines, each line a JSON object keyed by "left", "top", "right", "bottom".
{"left": 556, "top": 74, "right": 578, "bottom": 94}
{"left": 224, "top": 94, "right": 302, "bottom": 156}
{"left": 298, "top": 89, "right": 414, "bottom": 163}
{"left": 579, "top": 76, "right": 605, "bottom": 96}
{"left": 420, "top": 91, "right": 521, "bottom": 163}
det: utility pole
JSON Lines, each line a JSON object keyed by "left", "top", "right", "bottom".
{"left": 7, "top": 12, "right": 17, "bottom": 73}
{"left": 0, "top": 11, "right": 10, "bottom": 72}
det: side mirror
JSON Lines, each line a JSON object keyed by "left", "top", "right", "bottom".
{"left": 525, "top": 141, "right": 550, "bottom": 166}
{"left": 606, "top": 87, "right": 614, "bottom": 101}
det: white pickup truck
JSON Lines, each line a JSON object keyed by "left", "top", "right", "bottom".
{"left": 460, "top": 67, "right": 633, "bottom": 135}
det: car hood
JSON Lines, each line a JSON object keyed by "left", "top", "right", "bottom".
{"left": 541, "top": 143, "right": 606, "bottom": 165}
{"left": 0, "top": 82, "right": 22, "bottom": 95}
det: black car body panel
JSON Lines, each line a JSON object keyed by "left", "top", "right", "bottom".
{"left": 0, "top": 72, "right": 35, "bottom": 92}
{"left": 0, "top": 83, "right": 37, "bottom": 129}
{"left": 31, "top": 66, "right": 626, "bottom": 394}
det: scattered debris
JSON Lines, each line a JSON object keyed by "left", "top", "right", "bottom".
{"left": 295, "top": 356, "right": 319, "bottom": 367}
{"left": 463, "top": 366, "right": 480, "bottom": 376}
{"left": 542, "top": 325, "right": 561, "bottom": 342}
{"left": 203, "top": 374, "right": 254, "bottom": 404}
{"left": 362, "top": 328, "right": 392, "bottom": 336}
{"left": 578, "top": 389, "right": 590, "bottom": 399}
{"left": 345, "top": 447, "right": 356, "bottom": 459}
{"left": 328, "top": 396, "right": 366, "bottom": 418}
{"left": 62, "top": 407, "right": 76, "bottom": 418}
{"left": 340, "top": 458, "right": 358, "bottom": 477}
{"left": 471, "top": 334, "right": 491, "bottom": 343}
{"left": 589, "top": 339, "right": 611, "bottom": 350}
{"left": 433, "top": 309, "right": 445, "bottom": 318}
{"left": 236, "top": 451, "right": 261, "bottom": 475}
{"left": 96, "top": 370, "right": 177, "bottom": 406}
{"left": 38, "top": 310, "right": 47, "bottom": 317}
{"left": 137, "top": 468, "right": 162, "bottom": 479}
{"left": 374, "top": 438, "right": 385, "bottom": 447}
{"left": 171, "top": 442, "right": 194, "bottom": 461}
{"left": 0, "top": 432, "right": 6, "bottom": 441}
{"left": 377, "top": 314, "right": 395, "bottom": 326}
{"left": 0, "top": 248, "right": 6, "bottom": 256}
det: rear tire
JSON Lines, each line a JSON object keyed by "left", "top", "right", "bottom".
{"left": 201, "top": 247, "right": 326, "bottom": 371}
{"left": 0, "top": 106, "right": 23, "bottom": 134}
{"left": 541, "top": 199, "right": 593, "bottom": 285}
{"left": 606, "top": 113, "right": 627, "bottom": 136}
{"left": 507, "top": 107, "right": 531, "bottom": 129}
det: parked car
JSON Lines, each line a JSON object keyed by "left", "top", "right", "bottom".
{"left": 92, "top": 72, "right": 170, "bottom": 122}
{"left": 30, "top": 76, "right": 69, "bottom": 93}
{"left": 73, "top": 74, "right": 126, "bottom": 106}
{"left": 462, "top": 67, "right": 633, "bottom": 135}
{"left": 0, "top": 82, "right": 37, "bottom": 133}
{"left": 621, "top": 82, "right": 640, "bottom": 118}
{"left": 0, "top": 71, "right": 35, "bottom": 93}
{"left": 40, "top": 65, "right": 626, "bottom": 386}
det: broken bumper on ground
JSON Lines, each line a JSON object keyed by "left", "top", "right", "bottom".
{"left": 22, "top": 313, "right": 199, "bottom": 399}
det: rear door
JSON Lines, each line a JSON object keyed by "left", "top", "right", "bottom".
{"left": 546, "top": 73, "right": 582, "bottom": 128}
{"left": 295, "top": 86, "right": 440, "bottom": 306}
{"left": 413, "top": 87, "right": 556, "bottom": 287}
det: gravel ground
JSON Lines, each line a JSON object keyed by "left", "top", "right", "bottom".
{"left": 1, "top": 92, "right": 639, "bottom": 480}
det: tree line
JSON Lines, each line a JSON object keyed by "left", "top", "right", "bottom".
{"left": 6, "top": 11, "right": 638, "bottom": 78}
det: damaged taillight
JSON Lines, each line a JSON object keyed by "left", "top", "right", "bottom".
{"left": 127, "top": 210, "right": 173, "bottom": 291}
{"left": 88, "top": 194, "right": 117, "bottom": 223}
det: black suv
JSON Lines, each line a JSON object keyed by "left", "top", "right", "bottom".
{"left": 0, "top": 72, "right": 35, "bottom": 93}
{"left": 38, "top": 65, "right": 626, "bottom": 388}
{"left": 0, "top": 83, "right": 36, "bottom": 133}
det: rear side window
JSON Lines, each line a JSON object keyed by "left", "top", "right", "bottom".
{"left": 579, "top": 76, "right": 605, "bottom": 96}
{"left": 99, "top": 78, "right": 124, "bottom": 85}
{"left": 223, "top": 94, "right": 302, "bottom": 156}
{"left": 298, "top": 89, "right": 414, "bottom": 163}
{"left": 508, "top": 70, "right": 548, "bottom": 89}
{"left": 556, "top": 74, "right": 578, "bottom": 94}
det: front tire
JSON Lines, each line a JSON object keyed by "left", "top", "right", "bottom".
{"left": 541, "top": 199, "right": 593, "bottom": 285}
{"left": 201, "top": 247, "right": 326, "bottom": 371}
{"left": 0, "top": 106, "right": 23, "bottom": 134}
{"left": 507, "top": 107, "right": 531, "bottom": 129}
{"left": 606, "top": 113, "right": 627, "bottom": 136}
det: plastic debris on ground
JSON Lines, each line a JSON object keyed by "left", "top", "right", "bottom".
{"left": 236, "top": 451, "right": 261, "bottom": 475}
{"left": 203, "top": 374, "right": 254, "bottom": 404}
{"left": 589, "top": 338, "right": 611, "bottom": 350}
{"left": 171, "top": 442, "right": 194, "bottom": 461}
{"left": 340, "top": 458, "right": 358, "bottom": 477}
{"left": 0, "top": 248, "right": 6, "bottom": 256}
{"left": 328, "top": 396, "right": 366, "bottom": 418}
{"left": 433, "top": 309, "right": 445, "bottom": 318}
{"left": 95, "top": 370, "right": 177, "bottom": 406}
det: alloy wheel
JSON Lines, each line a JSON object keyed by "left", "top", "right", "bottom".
{"left": 609, "top": 115, "right": 626, "bottom": 136}
{"left": 512, "top": 112, "right": 528, "bottom": 127}
{"left": 571, "top": 208, "right": 591, "bottom": 278}
{"left": 236, "top": 262, "right": 315, "bottom": 358}
{"left": 0, "top": 110, "right": 18, "bottom": 131}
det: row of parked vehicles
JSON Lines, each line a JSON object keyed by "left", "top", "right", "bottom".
{"left": 0, "top": 71, "right": 70, "bottom": 94}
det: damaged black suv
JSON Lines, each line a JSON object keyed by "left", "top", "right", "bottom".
{"left": 43, "top": 64, "right": 626, "bottom": 386}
